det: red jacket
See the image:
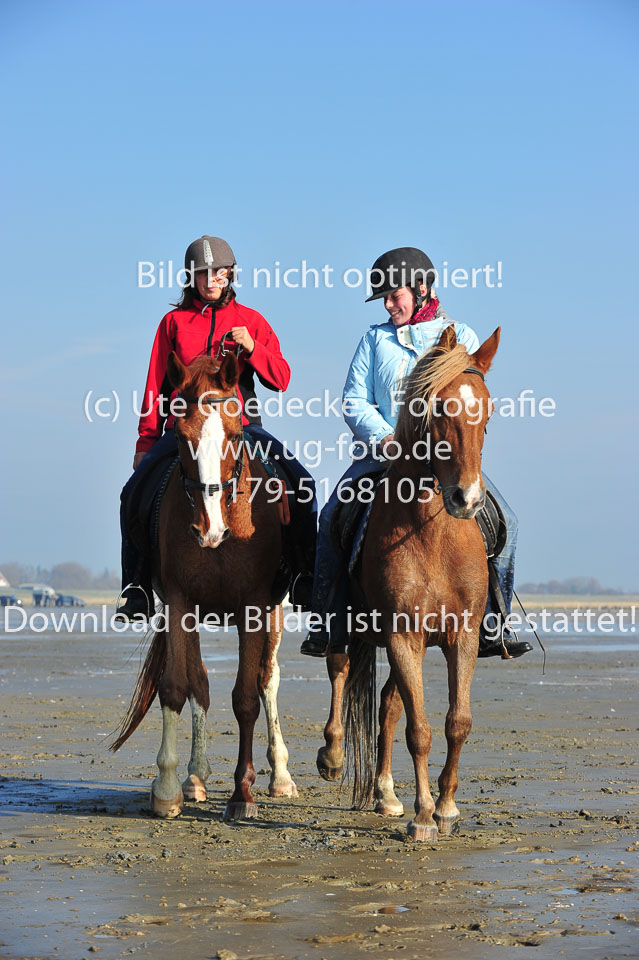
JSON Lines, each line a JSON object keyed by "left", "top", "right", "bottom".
{"left": 135, "top": 296, "right": 291, "bottom": 454}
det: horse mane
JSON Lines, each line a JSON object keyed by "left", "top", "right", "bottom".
{"left": 395, "top": 341, "right": 472, "bottom": 441}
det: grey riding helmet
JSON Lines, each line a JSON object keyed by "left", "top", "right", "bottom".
{"left": 184, "top": 236, "right": 236, "bottom": 276}
{"left": 365, "top": 247, "right": 436, "bottom": 309}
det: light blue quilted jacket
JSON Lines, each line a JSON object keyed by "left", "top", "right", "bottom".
{"left": 342, "top": 307, "right": 480, "bottom": 447}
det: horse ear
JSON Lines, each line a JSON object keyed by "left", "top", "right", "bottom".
{"left": 471, "top": 327, "right": 501, "bottom": 374}
{"left": 437, "top": 324, "right": 457, "bottom": 351}
{"left": 218, "top": 352, "right": 239, "bottom": 389}
{"left": 167, "top": 351, "right": 188, "bottom": 389}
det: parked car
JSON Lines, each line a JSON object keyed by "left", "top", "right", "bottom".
{"left": 54, "top": 594, "right": 86, "bottom": 607}
{"left": 0, "top": 594, "right": 23, "bottom": 606}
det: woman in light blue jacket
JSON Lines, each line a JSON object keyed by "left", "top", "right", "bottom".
{"left": 301, "top": 246, "right": 531, "bottom": 660}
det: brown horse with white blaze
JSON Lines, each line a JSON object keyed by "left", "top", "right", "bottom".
{"left": 112, "top": 352, "right": 298, "bottom": 820}
{"left": 318, "top": 325, "right": 500, "bottom": 840}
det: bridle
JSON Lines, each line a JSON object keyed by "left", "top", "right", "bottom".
{"left": 414, "top": 365, "right": 487, "bottom": 497}
{"left": 461, "top": 366, "right": 485, "bottom": 382}
{"left": 176, "top": 389, "right": 245, "bottom": 510}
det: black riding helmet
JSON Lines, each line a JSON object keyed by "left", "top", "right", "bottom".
{"left": 365, "top": 247, "right": 436, "bottom": 311}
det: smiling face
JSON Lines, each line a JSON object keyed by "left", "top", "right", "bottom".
{"left": 384, "top": 284, "right": 427, "bottom": 326}
{"left": 195, "top": 267, "right": 231, "bottom": 302}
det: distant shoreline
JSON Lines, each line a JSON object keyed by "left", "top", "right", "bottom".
{"left": 4, "top": 588, "right": 637, "bottom": 613}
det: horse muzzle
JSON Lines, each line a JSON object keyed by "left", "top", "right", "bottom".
{"left": 191, "top": 525, "right": 229, "bottom": 548}
{"left": 442, "top": 484, "right": 486, "bottom": 520}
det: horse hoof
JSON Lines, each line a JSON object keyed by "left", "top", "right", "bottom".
{"left": 374, "top": 800, "right": 404, "bottom": 817}
{"left": 433, "top": 813, "right": 460, "bottom": 836}
{"left": 223, "top": 801, "right": 258, "bottom": 822}
{"left": 269, "top": 779, "right": 299, "bottom": 798}
{"left": 407, "top": 820, "right": 438, "bottom": 842}
{"left": 182, "top": 775, "right": 207, "bottom": 802}
{"left": 316, "top": 748, "right": 344, "bottom": 782}
{"left": 150, "top": 787, "right": 183, "bottom": 819}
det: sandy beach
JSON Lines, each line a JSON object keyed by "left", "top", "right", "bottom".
{"left": 1, "top": 608, "right": 637, "bottom": 960}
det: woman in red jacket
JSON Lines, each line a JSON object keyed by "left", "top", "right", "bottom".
{"left": 116, "top": 235, "right": 316, "bottom": 620}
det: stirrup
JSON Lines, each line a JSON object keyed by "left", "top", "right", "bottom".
{"left": 289, "top": 572, "right": 314, "bottom": 611}
{"left": 478, "top": 622, "right": 532, "bottom": 659}
{"left": 114, "top": 583, "right": 152, "bottom": 622}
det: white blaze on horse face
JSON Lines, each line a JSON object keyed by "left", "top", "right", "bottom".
{"left": 196, "top": 408, "right": 227, "bottom": 546}
{"left": 459, "top": 382, "right": 481, "bottom": 424}
{"left": 459, "top": 383, "right": 475, "bottom": 403}
{"left": 466, "top": 474, "right": 483, "bottom": 508}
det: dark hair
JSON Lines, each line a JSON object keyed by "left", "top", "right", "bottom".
{"left": 171, "top": 280, "right": 236, "bottom": 311}
{"left": 412, "top": 281, "right": 435, "bottom": 305}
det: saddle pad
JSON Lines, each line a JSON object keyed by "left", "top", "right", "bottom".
{"left": 243, "top": 439, "right": 295, "bottom": 602}
{"left": 329, "top": 469, "right": 386, "bottom": 571}
{"left": 127, "top": 455, "right": 179, "bottom": 559}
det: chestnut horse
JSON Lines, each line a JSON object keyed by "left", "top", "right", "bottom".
{"left": 112, "top": 352, "right": 297, "bottom": 820}
{"left": 317, "top": 326, "right": 500, "bottom": 840}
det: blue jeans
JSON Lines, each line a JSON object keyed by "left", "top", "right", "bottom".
{"left": 311, "top": 461, "right": 517, "bottom": 651}
{"left": 119, "top": 425, "right": 317, "bottom": 590}
{"left": 481, "top": 474, "right": 518, "bottom": 639}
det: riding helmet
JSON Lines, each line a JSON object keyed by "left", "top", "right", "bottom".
{"left": 365, "top": 247, "right": 436, "bottom": 302}
{"left": 184, "top": 235, "right": 236, "bottom": 274}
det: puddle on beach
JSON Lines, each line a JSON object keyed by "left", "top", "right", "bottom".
{"left": 374, "top": 904, "right": 411, "bottom": 914}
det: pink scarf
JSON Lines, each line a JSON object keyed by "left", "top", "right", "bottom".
{"left": 410, "top": 297, "right": 440, "bottom": 325}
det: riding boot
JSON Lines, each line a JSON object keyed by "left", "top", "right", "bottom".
{"left": 478, "top": 622, "right": 532, "bottom": 659}
{"left": 300, "top": 577, "right": 349, "bottom": 658}
{"left": 300, "top": 624, "right": 330, "bottom": 657}
{"left": 114, "top": 583, "right": 153, "bottom": 623}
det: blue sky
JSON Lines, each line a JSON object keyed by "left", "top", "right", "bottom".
{"left": 1, "top": 0, "right": 637, "bottom": 589}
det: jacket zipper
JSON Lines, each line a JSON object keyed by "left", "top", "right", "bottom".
{"left": 205, "top": 306, "right": 215, "bottom": 355}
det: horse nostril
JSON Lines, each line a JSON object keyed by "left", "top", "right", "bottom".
{"left": 451, "top": 487, "right": 466, "bottom": 509}
{"left": 190, "top": 524, "right": 201, "bottom": 539}
{"left": 220, "top": 528, "right": 230, "bottom": 542}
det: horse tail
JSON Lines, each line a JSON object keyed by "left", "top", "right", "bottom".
{"left": 110, "top": 627, "right": 167, "bottom": 752}
{"left": 344, "top": 634, "right": 378, "bottom": 809}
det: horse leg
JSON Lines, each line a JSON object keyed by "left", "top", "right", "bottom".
{"left": 387, "top": 635, "right": 437, "bottom": 841}
{"left": 258, "top": 613, "right": 298, "bottom": 798}
{"left": 316, "top": 652, "right": 349, "bottom": 781}
{"left": 434, "top": 636, "right": 476, "bottom": 835}
{"left": 151, "top": 599, "right": 191, "bottom": 817}
{"left": 182, "top": 645, "right": 211, "bottom": 802}
{"left": 224, "top": 617, "right": 264, "bottom": 822}
{"left": 374, "top": 673, "right": 404, "bottom": 816}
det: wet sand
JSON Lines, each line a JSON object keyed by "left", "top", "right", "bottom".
{"left": 0, "top": 610, "right": 638, "bottom": 959}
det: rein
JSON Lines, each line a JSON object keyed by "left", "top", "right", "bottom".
{"left": 177, "top": 391, "right": 246, "bottom": 509}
